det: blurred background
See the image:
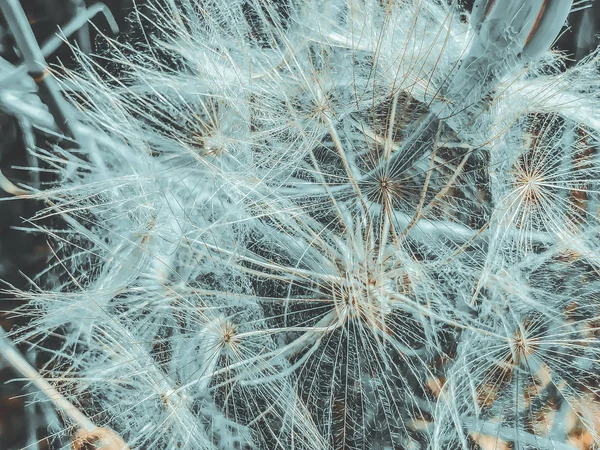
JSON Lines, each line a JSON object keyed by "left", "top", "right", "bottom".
{"left": 0, "top": 1, "right": 133, "bottom": 448}
{"left": 0, "top": 0, "right": 598, "bottom": 448}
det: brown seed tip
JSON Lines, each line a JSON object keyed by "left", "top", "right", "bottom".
{"left": 71, "top": 427, "right": 130, "bottom": 450}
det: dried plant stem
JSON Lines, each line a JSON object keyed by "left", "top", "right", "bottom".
{"left": 0, "top": 3, "right": 119, "bottom": 88}
{"left": 0, "top": 0, "right": 80, "bottom": 140}
{"left": 0, "top": 327, "right": 95, "bottom": 430}
{"left": 0, "top": 327, "right": 128, "bottom": 449}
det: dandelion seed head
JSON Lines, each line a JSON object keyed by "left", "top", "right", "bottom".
{"left": 12, "top": 0, "right": 600, "bottom": 448}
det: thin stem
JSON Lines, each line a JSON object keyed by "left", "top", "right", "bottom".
{"left": 0, "top": 326, "right": 95, "bottom": 432}
{"left": 0, "top": 3, "right": 119, "bottom": 88}
{"left": 0, "top": 0, "right": 81, "bottom": 140}
{"left": 0, "top": 330, "right": 129, "bottom": 449}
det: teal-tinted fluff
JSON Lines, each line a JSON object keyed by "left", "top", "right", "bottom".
{"left": 10, "top": 0, "right": 600, "bottom": 448}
